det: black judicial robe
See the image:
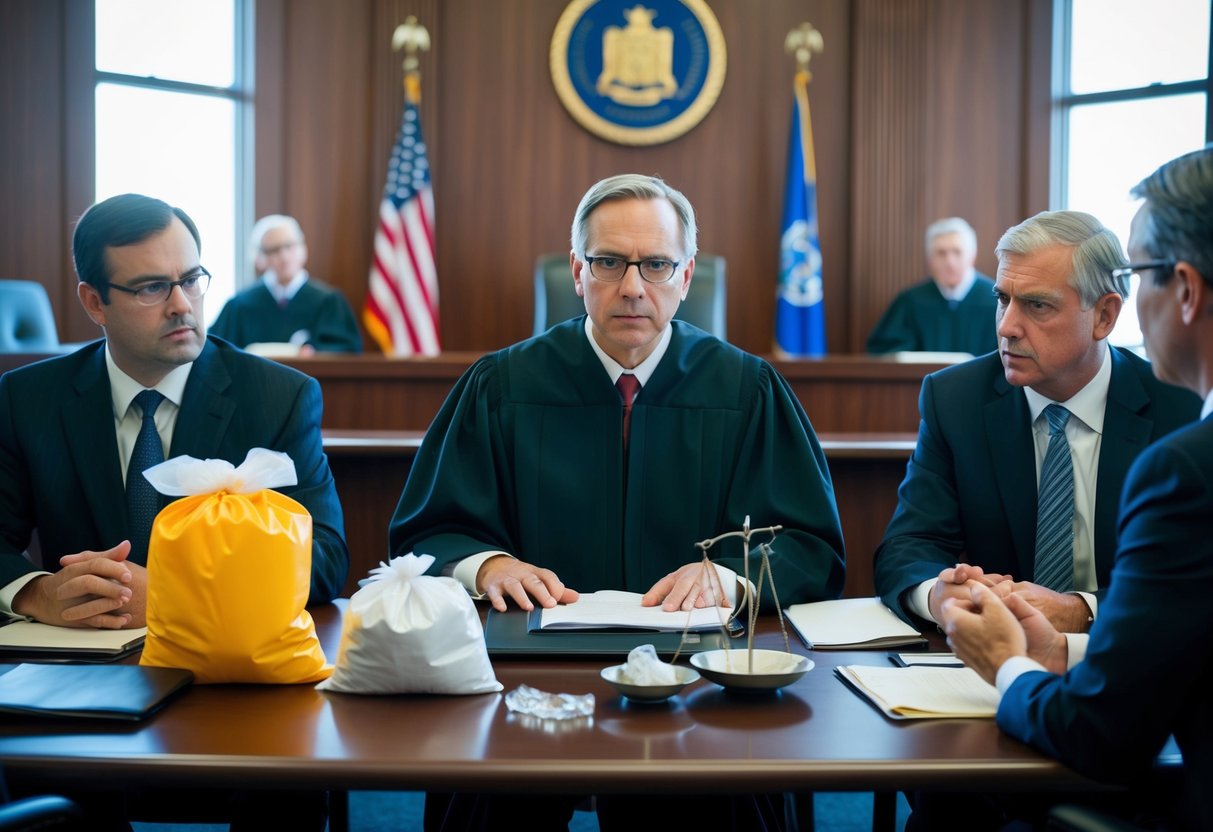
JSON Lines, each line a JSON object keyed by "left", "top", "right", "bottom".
{"left": 210, "top": 278, "right": 362, "bottom": 352}
{"left": 866, "top": 275, "right": 997, "bottom": 355}
{"left": 390, "top": 318, "right": 846, "bottom": 607}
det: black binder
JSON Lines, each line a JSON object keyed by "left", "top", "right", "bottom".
{"left": 0, "top": 663, "right": 194, "bottom": 721}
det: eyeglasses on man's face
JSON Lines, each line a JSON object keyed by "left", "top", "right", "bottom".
{"left": 105, "top": 268, "right": 212, "bottom": 306}
{"left": 1109, "top": 260, "right": 1175, "bottom": 282}
{"left": 583, "top": 255, "right": 681, "bottom": 284}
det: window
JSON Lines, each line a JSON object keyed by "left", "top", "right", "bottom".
{"left": 1053, "top": 0, "right": 1211, "bottom": 348}
{"left": 93, "top": 0, "right": 252, "bottom": 323}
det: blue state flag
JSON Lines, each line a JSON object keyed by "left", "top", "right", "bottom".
{"left": 775, "top": 71, "right": 826, "bottom": 357}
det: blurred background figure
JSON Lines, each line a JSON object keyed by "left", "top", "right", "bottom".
{"left": 867, "top": 217, "right": 997, "bottom": 356}
{"left": 211, "top": 214, "right": 362, "bottom": 355}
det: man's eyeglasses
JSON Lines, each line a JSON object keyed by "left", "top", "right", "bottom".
{"left": 105, "top": 268, "right": 212, "bottom": 306}
{"left": 1109, "top": 260, "right": 1175, "bottom": 282}
{"left": 584, "top": 255, "right": 681, "bottom": 284}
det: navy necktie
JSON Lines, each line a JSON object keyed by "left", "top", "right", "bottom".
{"left": 1034, "top": 404, "right": 1075, "bottom": 591}
{"left": 126, "top": 389, "right": 165, "bottom": 564}
{"left": 616, "top": 374, "right": 641, "bottom": 450}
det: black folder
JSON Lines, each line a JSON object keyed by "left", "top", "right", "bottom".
{"left": 0, "top": 663, "right": 194, "bottom": 721}
{"left": 483, "top": 606, "right": 739, "bottom": 658}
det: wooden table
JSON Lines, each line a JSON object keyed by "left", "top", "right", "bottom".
{"left": 0, "top": 603, "right": 1103, "bottom": 797}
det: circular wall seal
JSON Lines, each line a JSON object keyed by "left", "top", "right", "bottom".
{"left": 550, "top": 0, "right": 727, "bottom": 146}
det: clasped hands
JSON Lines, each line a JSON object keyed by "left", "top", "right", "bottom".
{"left": 933, "top": 563, "right": 1071, "bottom": 685}
{"left": 476, "top": 556, "right": 730, "bottom": 614}
{"left": 12, "top": 540, "right": 146, "bottom": 629}
{"left": 927, "top": 563, "right": 1092, "bottom": 633}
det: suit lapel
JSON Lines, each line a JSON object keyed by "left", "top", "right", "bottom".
{"left": 1093, "top": 348, "right": 1153, "bottom": 583}
{"left": 983, "top": 372, "right": 1037, "bottom": 578}
{"left": 63, "top": 346, "right": 128, "bottom": 547}
{"left": 170, "top": 340, "right": 236, "bottom": 460}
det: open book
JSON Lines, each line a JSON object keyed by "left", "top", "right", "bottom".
{"left": 783, "top": 597, "right": 926, "bottom": 649}
{"left": 0, "top": 620, "right": 146, "bottom": 661}
{"left": 535, "top": 590, "right": 734, "bottom": 633}
{"left": 837, "top": 664, "right": 998, "bottom": 719}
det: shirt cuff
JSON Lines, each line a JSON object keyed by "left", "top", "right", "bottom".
{"left": 452, "top": 551, "right": 512, "bottom": 598}
{"left": 1064, "top": 633, "right": 1088, "bottom": 668}
{"left": 995, "top": 655, "right": 1049, "bottom": 695}
{"left": 905, "top": 579, "right": 937, "bottom": 623}
{"left": 0, "top": 572, "right": 48, "bottom": 617}
{"left": 1075, "top": 591, "right": 1097, "bottom": 621}
{"left": 709, "top": 563, "right": 745, "bottom": 609}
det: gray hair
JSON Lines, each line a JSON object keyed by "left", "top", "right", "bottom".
{"left": 1130, "top": 146, "right": 1213, "bottom": 285}
{"left": 925, "top": 217, "right": 977, "bottom": 255}
{"left": 570, "top": 174, "right": 697, "bottom": 260}
{"left": 250, "top": 214, "right": 305, "bottom": 252}
{"left": 995, "top": 210, "right": 1128, "bottom": 306}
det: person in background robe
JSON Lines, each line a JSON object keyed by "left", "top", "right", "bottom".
{"left": 866, "top": 216, "right": 998, "bottom": 355}
{"left": 210, "top": 214, "right": 362, "bottom": 354}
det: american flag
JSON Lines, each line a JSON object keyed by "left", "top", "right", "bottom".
{"left": 364, "top": 78, "right": 441, "bottom": 356}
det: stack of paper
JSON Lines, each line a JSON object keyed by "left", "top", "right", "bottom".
{"left": 836, "top": 664, "right": 998, "bottom": 719}
{"left": 538, "top": 590, "right": 729, "bottom": 632}
{"left": 783, "top": 597, "right": 926, "bottom": 649}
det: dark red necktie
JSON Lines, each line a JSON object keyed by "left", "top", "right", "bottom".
{"left": 616, "top": 374, "right": 641, "bottom": 449}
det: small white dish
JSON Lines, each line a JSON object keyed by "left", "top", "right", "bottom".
{"left": 690, "top": 649, "right": 813, "bottom": 693}
{"left": 600, "top": 664, "right": 701, "bottom": 703}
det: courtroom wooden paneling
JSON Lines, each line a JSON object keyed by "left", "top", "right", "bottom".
{"left": 0, "top": 1, "right": 1052, "bottom": 355}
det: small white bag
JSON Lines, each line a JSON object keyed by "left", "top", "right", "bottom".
{"left": 317, "top": 553, "right": 502, "bottom": 695}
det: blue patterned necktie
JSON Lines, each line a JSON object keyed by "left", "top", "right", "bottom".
{"left": 1034, "top": 404, "right": 1075, "bottom": 591}
{"left": 126, "top": 389, "right": 165, "bottom": 565}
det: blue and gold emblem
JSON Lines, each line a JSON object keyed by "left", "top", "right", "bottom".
{"left": 551, "top": 0, "right": 727, "bottom": 145}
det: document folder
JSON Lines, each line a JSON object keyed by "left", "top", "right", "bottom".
{"left": 0, "top": 663, "right": 194, "bottom": 721}
{"left": 483, "top": 606, "right": 738, "bottom": 658}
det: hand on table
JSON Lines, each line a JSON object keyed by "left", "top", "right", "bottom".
{"left": 940, "top": 582, "right": 1028, "bottom": 685}
{"left": 12, "top": 541, "right": 144, "bottom": 629}
{"left": 476, "top": 555, "right": 579, "bottom": 613}
{"left": 987, "top": 580, "right": 1093, "bottom": 633}
{"left": 927, "top": 562, "right": 1012, "bottom": 622}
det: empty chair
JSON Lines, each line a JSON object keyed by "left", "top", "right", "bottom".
{"left": 0, "top": 280, "right": 58, "bottom": 352}
{"left": 532, "top": 253, "right": 727, "bottom": 339}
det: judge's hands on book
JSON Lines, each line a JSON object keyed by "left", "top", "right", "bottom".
{"left": 641, "top": 562, "right": 732, "bottom": 612}
{"left": 940, "top": 582, "right": 1069, "bottom": 684}
{"left": 12, "top": 540, "right": 147, "bottom": 629}
{"left": 476, "top": 556, "right": 579, "bottom": 613}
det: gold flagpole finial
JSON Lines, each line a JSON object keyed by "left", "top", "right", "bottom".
{"left": 784, "top": 22, "right": 823, "bottom": 74}
{"left": 392, "top": 15, "right": 431, "bottom": 74}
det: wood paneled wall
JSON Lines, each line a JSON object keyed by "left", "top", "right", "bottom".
{"left": 1, "top": 0, "right": 1050, "bottom": 355}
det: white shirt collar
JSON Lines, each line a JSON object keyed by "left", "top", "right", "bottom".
{"left": 263, "top": 269, "right": 309, "bottom": 303}
{"left": 104, "top": 343, "right": 193, "bottom": 418}
{"left": 936, "top": 269, "right": 977, "bottom": 302}
{"left": 1023, "top": 345, "right": 1113, "bottom": 434}
{"left": 582, "top": 316, "right": 673, "bottom": 387}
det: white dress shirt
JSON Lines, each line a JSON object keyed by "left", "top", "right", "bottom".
{"left": 0, "top": 346, "right": 195, "bottom": 614}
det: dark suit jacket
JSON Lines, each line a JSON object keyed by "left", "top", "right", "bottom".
{"left": 0, "top": 337, "right": 349, "bottom": 604}
{"left": 998, "top": 414, "right": 1213, "bottom": 831}
{"left": 874, "top": 347, "right": 1200, "bottom": 623}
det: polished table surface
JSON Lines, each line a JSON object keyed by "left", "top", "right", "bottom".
{"left": 0, "top": 602, "right": 1104, "bottom": 796}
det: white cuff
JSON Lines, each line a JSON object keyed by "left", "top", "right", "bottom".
{"left": 995, "top": 655, "right": 1049, "bottom": 695}
{"left": 1064, "top": 633, "right": 1089, "bottom": 669}
{"left": 452, "top": 551, "right": 512, "bottom": 598}
{"left": 0, "top": 572, "right": 49, "bottom": 617}
{"left": 1075, "top": 590, "right": 1097, "bottom": 621}
{"left": 906, "top": 578, "right": 937, "bottom": 623}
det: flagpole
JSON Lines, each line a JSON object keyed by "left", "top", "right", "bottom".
{"left": 775, "top": 22, "right": 827, "bottom": 358}
{"left": 364, "top": 16, "right": 442, "bottom": 357}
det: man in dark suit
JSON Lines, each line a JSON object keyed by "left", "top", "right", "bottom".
{"left": 943, "top": 146, "right": 1213, "bottom": 831}
{"left": 0, "top": 194, "right": 346, "bottom": 829}
{"left": 874, "top": 210, "right": 1199, "bottom": 637}
{"left": 0, "top": 193, "right": 349, "bottom": 624}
